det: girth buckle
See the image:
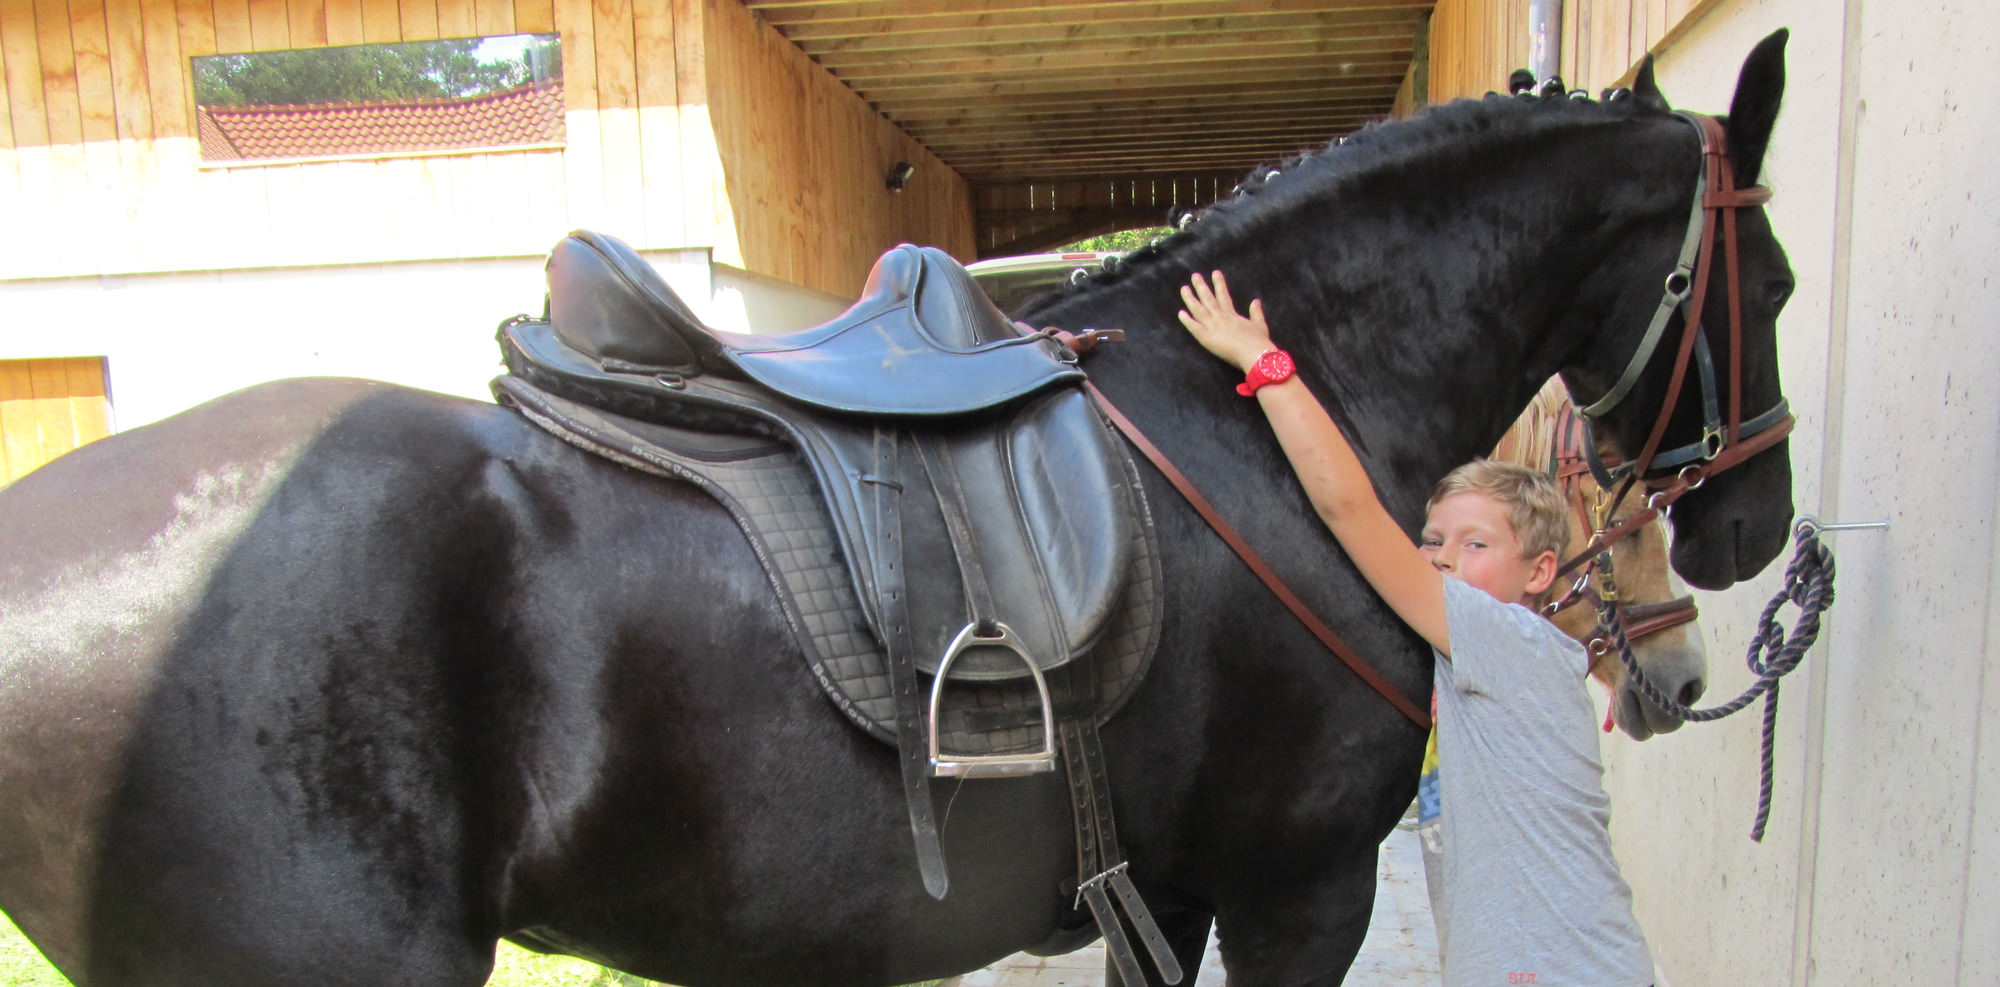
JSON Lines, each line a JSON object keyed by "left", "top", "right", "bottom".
{"left": 927, "top": 622, "right": 1059, "bottom": 778}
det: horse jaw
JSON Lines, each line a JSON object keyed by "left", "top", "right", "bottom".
{"left": 1663, "top": 442, "right": 1794, "bottom": 589}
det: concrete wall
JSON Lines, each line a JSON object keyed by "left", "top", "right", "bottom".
{"left": 0, "top": 250, "right": 847, "bottom": 431}
{"left": 1593, "top": 2, "right": 1999, "bottom": 984}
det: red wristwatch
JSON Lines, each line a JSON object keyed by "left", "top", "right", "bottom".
{"left": 1236, "top": 348, "right": 1296, "bottom": 396}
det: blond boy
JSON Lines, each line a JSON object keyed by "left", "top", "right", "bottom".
{"left": 1177, "top": 271, "right": 1653, "bottom": 987}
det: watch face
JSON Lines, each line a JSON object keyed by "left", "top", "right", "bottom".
{"left": 1260, "top": 349, "right": 1294, "bottom": 379}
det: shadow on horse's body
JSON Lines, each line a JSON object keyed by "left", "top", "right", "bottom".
{"left": 0, "top": 34, "right": 1796, "bottom": 987}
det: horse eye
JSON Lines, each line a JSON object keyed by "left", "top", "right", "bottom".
{"left": 1766, "top": 280, "right": 1794, "bottom": 311}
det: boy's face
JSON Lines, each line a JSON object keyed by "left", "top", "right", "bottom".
{"left": 1420, "top": 492, "right": 1560, "bottom": 607}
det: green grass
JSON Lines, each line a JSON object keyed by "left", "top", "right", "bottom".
{"left": 3, "top": 912, "right": 940, "bottom": 987}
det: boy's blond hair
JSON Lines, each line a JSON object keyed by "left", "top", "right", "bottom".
{"left": 1426, "top": 459, "right": 1570, "bottom": 561}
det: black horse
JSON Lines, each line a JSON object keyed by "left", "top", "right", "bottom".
{"left": 0, "top": 33, "right": 1794, "bottom": 987}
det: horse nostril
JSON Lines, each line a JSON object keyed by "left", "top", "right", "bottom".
{"left": 1678, "top": 677, "right": 1706, "bottom": 707}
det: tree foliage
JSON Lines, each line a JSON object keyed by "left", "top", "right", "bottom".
{"left": 1061, "top": 226, "right": 1174, "bottom": 252}
{"left": 194, "top": 37, "right": 561, "bottom": 107}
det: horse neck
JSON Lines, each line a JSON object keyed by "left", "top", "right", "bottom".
{"left": 1065, "top": 124, "right": 1681, "bottom": 525}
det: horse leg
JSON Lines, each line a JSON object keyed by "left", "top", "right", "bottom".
{"left": 1102, "top": 910, "right": 1216, "bottom": 987}
{"left": 1209, "top": 849, "right": 1378, "bottom": 987}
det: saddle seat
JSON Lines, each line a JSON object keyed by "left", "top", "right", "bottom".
{"left": 544, "top": 228, "right": 1083, "bottom": 416}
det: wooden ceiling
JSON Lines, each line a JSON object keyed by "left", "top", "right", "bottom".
{"left": 744, "top": 0, "right": 1436, "bottom": 256}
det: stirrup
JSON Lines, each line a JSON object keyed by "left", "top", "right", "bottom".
{"left": 927, "top": 622, "right": 1058, "bottom": 777}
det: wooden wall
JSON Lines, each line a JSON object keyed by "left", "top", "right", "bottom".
{"left": 1423, "top": 0, "right": 1724, "bottom": 103}
{"left": 0, "top": 0, "right": 971, "bottom": 295}
{"left": 707, "top": 0, "right": 971, "bottom": 294}
{"left": 0, "top": 357, "right": 108, "bottom": 485}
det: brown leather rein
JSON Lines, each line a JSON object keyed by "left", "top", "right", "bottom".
{"left": 1027, "top": 112, "right": 1790, "bottom": 732}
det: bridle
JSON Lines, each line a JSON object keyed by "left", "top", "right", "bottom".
{"left": 1555, "top": 110, "right": 1797, "bottom": 580}
{"left": 1035, "top": 110, "right": 1794, "bottom": 734}
{"left": 1538, "top": 398, "right": 1700, "bottom": 663}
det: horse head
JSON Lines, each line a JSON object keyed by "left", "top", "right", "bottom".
{"left": 1560, "top": 29, "right": 1797, "bottom": 591}
{"left": 1495, "top": 379, "right": 1708, "bottom": 739}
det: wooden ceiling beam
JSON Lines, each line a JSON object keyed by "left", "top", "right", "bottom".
{"left": 806, "top": 24, "right": 1417, "bottom": 69}
{"left": 948, "top": 138, "right": 1343, "bottom": 168}
{"left": 924, "top": 115, "right": 1376, "bottom": 148}
{"left": 748, "top": 0, "right": 1435, "bottom": 27}
{"left": 922, "top": 120, "right": 1372, "bottom": 154}
{"left": 959, "top": 152, "right": 1347, "bottom": 179}
{"left": 894, "top": 90, "right": 1394, "bottom": 125}
{"left": 852, "top": 64, "right": 1411, "bottom": 102}
{"left": 875, "top": 86, "right": 1403, "bottom": 119}
{"left": 787, "top": 9, "right": 1422, "bottom": 50}
{"left": 823, "top": 40, "right": 1414, "bottom": 82}
{"left": 952, "top": 143, "right": 1344, "bottom": 170}
{"left": 902, "top": 108, "right": 1385, "bottom": 140}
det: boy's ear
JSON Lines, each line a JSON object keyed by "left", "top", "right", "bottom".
{"left": 1525, "top": 550, "right": 1561, "bottom": 598}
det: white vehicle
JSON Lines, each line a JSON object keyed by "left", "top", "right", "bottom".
{"left": 966, "top": 250, "right": 1126, "bottom": 314}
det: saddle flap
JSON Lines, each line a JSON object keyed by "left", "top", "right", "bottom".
{"left": 900, "top": 390, "right": 1134, "bottom": 680}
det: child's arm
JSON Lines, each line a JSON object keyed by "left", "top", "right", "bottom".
{"left": 1178, "top": 271, "right": 1451, "bottom": 655}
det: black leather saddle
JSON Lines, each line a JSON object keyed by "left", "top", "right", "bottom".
{"left": 495, "top": 232, "right": 1181, "bottom": 982}
{"left": 542, "top": 228, "right": 1085, "bottom": 415}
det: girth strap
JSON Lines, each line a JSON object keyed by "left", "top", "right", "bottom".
{"left": 1057, "top": 668, "right": 1183, "bottom": 985}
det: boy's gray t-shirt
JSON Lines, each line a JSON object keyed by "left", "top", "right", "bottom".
{"left": 1433, "top": 576, "right": 1653, "bottom": 987}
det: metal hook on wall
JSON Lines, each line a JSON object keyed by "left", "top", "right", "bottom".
{"left": 1794, "top": 514, "right": 1889, "bottom": 537}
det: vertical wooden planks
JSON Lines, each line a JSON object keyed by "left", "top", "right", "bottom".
{"left": 470, "top": 0, "right": 509, "bottom": 36}
{"left": 0, "top": 358, "right": 110, "bottom": 485}
{"left": 633, "top": 0, "right": 681, "bottom": 246}
{"left": 289, "top": 0, "right": 326, "bottom": 47}
{"left": 322, "top": 0, "right": 360, "bottom": 44}
{"left": 0, "top": 360, "right": 36, "bottom": 484}
{"left": 101, "top": 0, "right": 144, "bottom": 138}
{"left": 244, "top": 0, "right": 285, "bottom": 50}
{"left": 591, "top": 0, "right": 640, "bottom": 238}
{"left": 37, "top": 0, "right": 83, "bottom": 146}
{"left": 25, "top": 358, "right": 76, "bottom": 467}
{"left": 1, "top": 0, "right": 47, "bottom": 147}
{"left": 400, "top": 0, "right": 438, "bottom": 41}
{"left": 357, "top": 0, "right": 395, "bottom": 42}
{"left": 511, "top": 0, "right": 549, "bottom": 33}
{"left": 212, "top": 0, "right": 251, "bottom": 52}
{"left": 553, "top": 0, "right": 601, "bottom": 230}
{"left": 437, "top": 0, "right": 473, "bottom": 36}
{"left": 670, "top": 0, "right": 714, "bottom": 251}
{"left": 63, "top": 357, "right": 110, "bottom": 443}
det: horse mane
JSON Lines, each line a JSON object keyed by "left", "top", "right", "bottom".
{"left": 1037, "top": 88, "right": 1668, "bottom": 304}
{"left": 1489, "top": 376, "right": 1576, "bottom": 472}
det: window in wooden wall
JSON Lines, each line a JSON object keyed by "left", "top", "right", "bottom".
{"left": 192, "top": 34, "right": 564, "bottom": 165}
{"left": 0, "top": 358, "right": 112, "bottom": 487}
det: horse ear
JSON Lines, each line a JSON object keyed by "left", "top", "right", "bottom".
{"left": 1631, "top": 55, "right": 1671, "bottom": 113}
{"left": 1725, "top": 28, "right": 1789, "bottom": 187}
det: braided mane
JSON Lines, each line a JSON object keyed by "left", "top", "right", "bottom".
{"left": 1038, "top": 87, "right": 1665, "bottom": 302}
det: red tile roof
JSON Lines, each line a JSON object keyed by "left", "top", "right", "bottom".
{"left": 197, "top": 79, "right": 565, "bottom": 161}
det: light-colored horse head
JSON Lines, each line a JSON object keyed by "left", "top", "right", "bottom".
{"left": 1491, "top": 378, "right": 1710, "bottom": 740}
